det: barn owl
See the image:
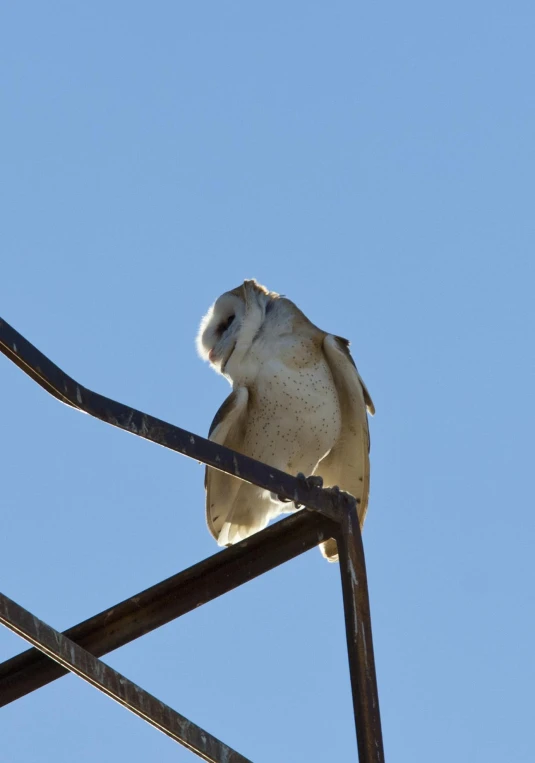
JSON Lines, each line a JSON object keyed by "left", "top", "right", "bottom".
{"left": 197, "top": 279, "right": 374, "bottom": 562}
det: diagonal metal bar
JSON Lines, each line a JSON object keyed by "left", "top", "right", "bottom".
{"left": 0, "top": 592, "right": 252, "bottom": 763}
{"left": 0, "top": 510, "right": 337, "bottom": 706}
{"left": 336, "top": 509, "right": 385, "bottom": 763}
{"left": 0, "top": 317, "right": 385, "bottom": 761}
{"left": 0, "top": 316, "right": 345, "bottom": 522}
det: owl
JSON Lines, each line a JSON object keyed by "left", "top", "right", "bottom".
{"left": 197, "top": 279, "right": 374, "bottom": 562}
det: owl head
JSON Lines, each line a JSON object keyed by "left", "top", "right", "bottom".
{"left": 196, "top": 279, "right": 279, "bottom": 375}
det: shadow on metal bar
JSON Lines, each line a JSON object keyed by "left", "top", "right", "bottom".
{"left": 0, "top": 316, "right": 385, "bottom": 763}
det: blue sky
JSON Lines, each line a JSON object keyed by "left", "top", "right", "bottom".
{"left": 1, "top": 2, "right": 534, "bottom": 761}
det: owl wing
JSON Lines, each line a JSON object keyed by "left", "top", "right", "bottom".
{"left": 205, "top": 386, "right": 275, "bottom": 546}
{"left": 315, "top": 334, "right": 374, "bottom": 560}
{"left": 205, "top": 387, "right": 249, "bottom": 540}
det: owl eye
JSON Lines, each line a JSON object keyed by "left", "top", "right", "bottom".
{"left": 218, "top": 314, "right": 235, "bottom": 334}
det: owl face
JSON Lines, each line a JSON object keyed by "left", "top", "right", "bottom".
{"left": 197, "top": 279, "right": 278, "bottom": 377}
{"left": 196, "top": 291, "right": 244, "bottom": 374}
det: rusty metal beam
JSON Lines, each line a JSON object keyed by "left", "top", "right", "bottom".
{"left": 0, "top": 510, "right": 336, "bottom": 706}
{"left": 336, "top": 510, "right": 385, "bottom": 763}
{"left": 0, "top": 592, "right": 252, "bottom": 763}
{"left": 0, "top": 316, "right": 386, "bottom": 761}
{"left": 0, "top": 316, "right": 343, "bottom": 523}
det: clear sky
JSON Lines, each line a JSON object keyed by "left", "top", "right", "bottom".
{"left": 1, "top": 2, "right": 534, "bottom": 761}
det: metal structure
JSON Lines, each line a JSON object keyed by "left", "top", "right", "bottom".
{"left": 0, "top": 316, "right": 385, "bottom": 762}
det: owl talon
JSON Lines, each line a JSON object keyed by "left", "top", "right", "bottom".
{"left": 296, "top": 472, "right": 324, "bottom": 489}
{"left": 274, "top": 473, "right": 324, "bottom": 508}
{"left": 276, "top": 493, "right": 293, "bottom": 503}
{"left": 327, "top": 485, "right": 358, "bottom": 509}
{"left": 294, "top": 472, "right": 324, "bottom": 508}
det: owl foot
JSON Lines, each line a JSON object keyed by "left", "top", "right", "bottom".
{"left": 290, "top": 473, "right": 324, "bottom": 509}
{"left": 296, "top": 472, "right": 324, "bottom": 491}
{"left": 273, "top": 473, "right": 324, "bottom": 508}
{"left": 326, "top": 484, "right": 360, "bottom": 510}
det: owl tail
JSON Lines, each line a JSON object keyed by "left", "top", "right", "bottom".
{"left": 319, "top": 538, "right": 339, "bottom": 562}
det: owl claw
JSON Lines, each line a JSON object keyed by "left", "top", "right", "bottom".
{"left": 275, "top": 473, "right": 324, "bottom": 508}
{"left": 327, "top": 484, "right": 358, "bottom": 509}
{"left": 293, "top": 473, "right": 324, "bottom": 508}
{"left": 296, "top": 472, "right": 324, "bottom": 490}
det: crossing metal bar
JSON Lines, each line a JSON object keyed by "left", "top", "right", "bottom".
{"left": 0, "top": 510, "right": 337, "bottom": 706}
{"left": 0, "top": 592, "right": 252, "bottom": 763}
{"left": 0, "top": 316, "right": 385, "bottom": 763}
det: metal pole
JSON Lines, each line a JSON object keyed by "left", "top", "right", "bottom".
{"left": 0, "top": 592, "right": 252, "bottom": 763}
{"left": 336, "top": 507, "right": 385, "bottom": 763}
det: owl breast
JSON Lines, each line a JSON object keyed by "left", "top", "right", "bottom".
{"left": 231, "top": 333, "right": 342, "bottom": 476}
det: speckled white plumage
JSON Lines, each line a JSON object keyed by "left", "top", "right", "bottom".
{"left": 197, "top": 279, "right": 374, "bottom": 561}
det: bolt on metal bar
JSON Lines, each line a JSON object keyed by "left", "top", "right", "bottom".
{"left": 0, "top": 316, "right": 343, "bottom": 523}
{"left": 0, "top": 510, "right": 337, "bottom": 706}
{"left": 0, "top": 592, "right": 252, "bottom": 763}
